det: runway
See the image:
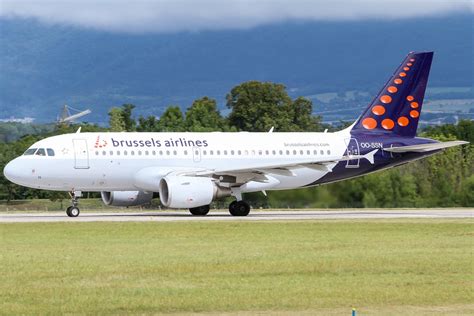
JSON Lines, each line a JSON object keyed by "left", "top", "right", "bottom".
{"left": 0, "top": 209, "right": 472, "bottom": 223}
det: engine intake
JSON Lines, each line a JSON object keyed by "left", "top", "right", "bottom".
{"left": 101, "top": 191, "right": 153, "bottom": 207}
{"left": 159, "top": 176, "right": 230, "bottom": 209}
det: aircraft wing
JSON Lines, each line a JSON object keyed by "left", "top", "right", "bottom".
{"left": 384, "top": 140, "right": 469, "bottom": 153}
{"left": 188, "top": 149, "right": 378, "bottom": 180}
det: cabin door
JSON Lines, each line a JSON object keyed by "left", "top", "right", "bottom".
{"left": 344, "top": 138, "right": 360, "bottom": 168}
{"left": 73, "top": 139, "right": 90, "bottom": 169}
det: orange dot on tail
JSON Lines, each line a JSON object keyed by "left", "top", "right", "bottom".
{"left": 410, "top": 102, "right": 419, "bottom": 109}
{"left": 407, "top": 63, "right": 413, "bottom": 66}
{"left": 399, "top": 72, "right": 407, "bottom": 77}
{"left": 382, "top": 118, "right": 395, "bottom": 130}
{"left": 372, "top": 105, "right": 386, "bottom": 115}
{"left": 394, "top": 78, "right": 403, "bottom": 84}
{"left": 398, "top": 116, "right": 409, "bottom": 126}
{"left": 406, "top": 95, "right": 414, "bottom": 101}
{"left": 403, "top": 67, "right": 410, "bottom": 71}
{"left": 380, "top": 95, "right": 392, "bottom": 104}
{"left": 410, "top": 110, "right": 419, "bottom": 118}
{"left": 410, "top": 58, "right": 415, "bottom": 62}
{"left": 387, "top": 86, "right": 398, "bottom": 93}
{"left": 362, "top": 117, "right": 377, "bottom": 130}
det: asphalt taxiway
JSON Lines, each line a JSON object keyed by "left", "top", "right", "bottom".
{"left": 0, "top": 209, "right": 471, "bottom": 223}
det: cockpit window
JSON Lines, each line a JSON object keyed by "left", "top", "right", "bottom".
{"left": 47, "top": 148, "right": 55, "bottom": 156}
{"left": 23, "top": 148, "right": 37, "bottom": 156}
{"left": 35, "top": 148, "right": 46, "bottom": 156}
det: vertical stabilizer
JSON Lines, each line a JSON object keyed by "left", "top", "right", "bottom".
{"left": 351, "top": 52, "right": 433, "bottom": 137}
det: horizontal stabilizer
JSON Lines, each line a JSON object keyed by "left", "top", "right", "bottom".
{"left": 384, "top": 141, "right": 469, "bottom": 153}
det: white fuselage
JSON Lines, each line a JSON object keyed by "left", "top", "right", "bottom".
{"left": 4, "top": 130, "right": 351, "bottom": 193}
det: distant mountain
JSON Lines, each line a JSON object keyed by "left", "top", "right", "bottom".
{"left": 0, "top": 15, "right": 472, "bottom": 123}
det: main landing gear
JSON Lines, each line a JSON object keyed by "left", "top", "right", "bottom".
{"left": 189, "top": 205, "right": 210, "bottom": 216}
{"left": 188, "top": 200, "right": 251, "bottom": 216}
{"left": 229, "top": 200, "right": 250, "bottom": 216}
{"left": 66, "top": 191, "right": 81, "bottom": 217}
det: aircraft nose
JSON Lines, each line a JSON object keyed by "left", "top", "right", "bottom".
{"left": 3, "top": 158, "right": 24, "bottom": 184}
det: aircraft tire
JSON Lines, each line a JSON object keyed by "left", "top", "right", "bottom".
{"left": 189, "top": 205, "right": 210, "bottom": 216}
{"left": 229, "top": 201, "right": 250, "bottom": 216}
{"left": 67, "top": 206, "right": 80, "bottom": 217}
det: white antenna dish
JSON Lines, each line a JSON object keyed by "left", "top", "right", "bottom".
{"left": 58, "top": 105, "right": 91, "bottom": 124}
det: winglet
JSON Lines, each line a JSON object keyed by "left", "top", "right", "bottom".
{"left": 76, "top": 127, "right": 82, "bottom": 133}
{"left": 268, "top": 126, "right": 274, "bottom": 133}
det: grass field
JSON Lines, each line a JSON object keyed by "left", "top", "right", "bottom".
{"left": 1, "top": 220, "right": 472, "bottom": 315}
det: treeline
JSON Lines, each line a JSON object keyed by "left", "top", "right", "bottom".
{"left": 0, "top": 81, "right": 472, "bottom": 207}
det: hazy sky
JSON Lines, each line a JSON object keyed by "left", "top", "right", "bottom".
{"left": 0, "top": 0, "right": 472, "bottom": 33}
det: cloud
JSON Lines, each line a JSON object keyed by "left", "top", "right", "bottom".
{"left": 1, "top": 0, "right": 472, "bottom": 33}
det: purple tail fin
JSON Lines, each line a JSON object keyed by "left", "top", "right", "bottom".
{"left": 352, "top": 52, "right": 433, "bottom": 137}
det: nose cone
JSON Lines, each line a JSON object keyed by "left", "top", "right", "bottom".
{"left": 3, "top": 158, "right": 24, "bottom": 185}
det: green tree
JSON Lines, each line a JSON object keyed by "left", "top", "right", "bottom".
{"left": 121, "top": 104, "right": 136, "bottom": 132}
{"left": 137, "top": 115, "right": 160, "bottom": 132}
{"left": 158, "top": 106, "right": 185, "bottom": 132}
{"left": 227, "top": 81, "right": 293, "bottom": 132}
{"left": 287, "top": 97, "right": 323, "bottom": 132}
{"left": 185, "top": 97, "right": 225, "bottom": 132}
{"left": 108, "top": 107, "right": 126, "bottom": 132}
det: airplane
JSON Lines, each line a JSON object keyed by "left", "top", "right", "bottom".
{"left": 3, "top": 51, "right": 469, "bottom": 217}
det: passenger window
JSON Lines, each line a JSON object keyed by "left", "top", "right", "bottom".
{"left": 102, "top": 151, "right": 106, "bottom": 156}
{"left": 307, "top": 150, "right": 310, "bottom": 155}
{"left": 272, "top": 150, "right": 276, "bottom": 155}
{"left": 231, "top": 150, "right": 235, "bottom": 155}
{"left": 131, "top": 151, "right": 135, "bottom": 156}
{"left": 265, "top": 150, "right": 269, "bottom": 155}
{"left": 320, "top": 150, "right": 324, "bottom": 155}
{"left": 47, "top": 148, "right": 55, "bottom": 156}
{"left": 293, "top": 150, "right": 297, "bottom": 155}
{"left": 109, "top": 151, "right": 113, "bottom": 156}
{"left": 279, "top": 150, "right": 283, "bottom": 155}
{"left": 117, "top": 151, "right": 121, "bottom": 156}
{"left": 217, "top": 150, "right": 221, "bottom": 155}
{"left": 286, "top": 150, "right": 290, "bottom": 155}
{"left": 300, "top": 150, "right": 303, "bottom": 155}
{"left": 138, "top": 151, "right": 142, "bottom": 156}
{"left": 224, "top": 150, "right": 228, "bottom": 155}
{"left": 203, "top": 150, "right": 207, "bottom": 155}
{"left": 314, "top": 150, "right": 317, "bottom": 155}
{"left": 145, "top": 151, "right": 149, "bottom": 155}
{"left": 327, "top": 150, "right": 331, "bottom": 155}
{"left": 159, "top": 150, "right": 163, "bottom": 155}
{"left": 184, "top": 150, "right": 188, "bottom": 155}
{"left": 166, "top": 151, "right": 170, "bottom": 155}
{"left": 24, "top": 148, "right": 37, "bottom": 155}
{"left": 124, "top": 150, "right": 128, "bottom": 156}
{"left": 95, "top": 151, "right": 99, "bottom": 156}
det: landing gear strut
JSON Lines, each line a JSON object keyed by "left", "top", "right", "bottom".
{"left": 229, "top": 200, "right": 250, "bottom": 216}
{"left": 189, "top": 205, "right": 210, "bottom": 216}
{"left": 66, "top": 191, "right": 81, "bottom": 217}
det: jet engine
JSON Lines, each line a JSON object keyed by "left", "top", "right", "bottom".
{"left": 101, "top": 191, "right": 153, "bottom": 207}
{"left": 158, "top": 176, "right": 230, "bottom": 209}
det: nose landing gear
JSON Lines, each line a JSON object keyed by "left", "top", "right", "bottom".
{"left": 66, "top": 191, "right": 81, "bottom": 217}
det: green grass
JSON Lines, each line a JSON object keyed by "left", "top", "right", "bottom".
{"left": 0, "top": 220, "right": 472, "bottom": 315}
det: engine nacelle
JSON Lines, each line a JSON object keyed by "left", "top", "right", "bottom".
{"left": 159, "top": 176, "right": 230, "bottom": 209}
{"left": 101, "top": 191, "right": 153, "bottom": 207}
